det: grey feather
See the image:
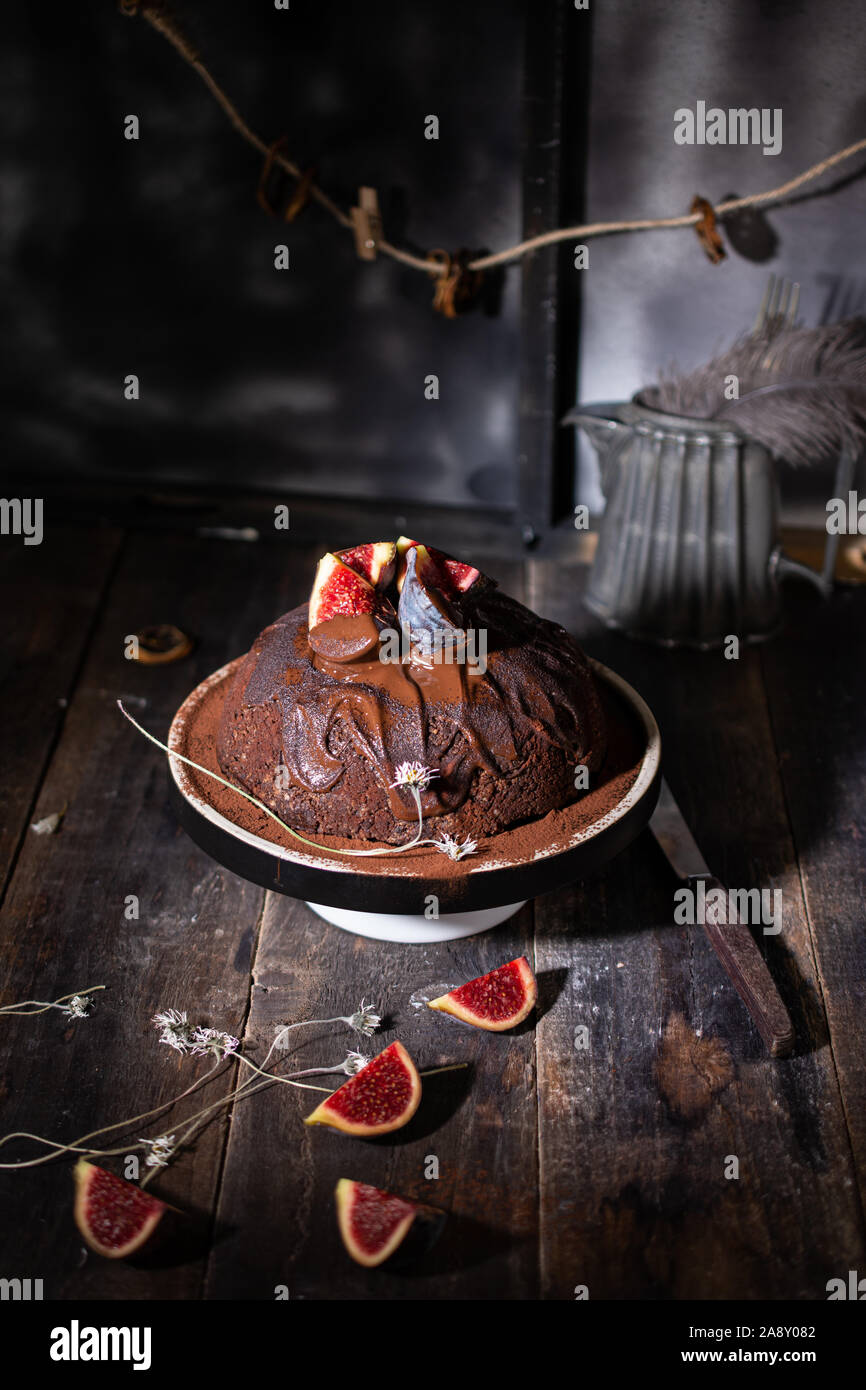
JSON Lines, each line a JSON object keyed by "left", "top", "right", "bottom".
{"left": 640, "top": 318, "right": 866, "bottom": 467}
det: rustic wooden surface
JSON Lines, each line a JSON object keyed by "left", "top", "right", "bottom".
{"left": 0, "top": 519, "right": 864, "bottom": 1300}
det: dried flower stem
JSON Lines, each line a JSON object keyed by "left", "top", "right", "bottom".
{"left": 118, "top": 702, "right": 439, "bottom": 858}
{"left": 0, "top": 986, "right": 106, "bottom": 1017}
{"left": 0, "top": 1059, "right": 228, "bottom": 1170}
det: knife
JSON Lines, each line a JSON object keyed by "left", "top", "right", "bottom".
{"left": 649, "top": 777, "right": 795, "bottom": 1058}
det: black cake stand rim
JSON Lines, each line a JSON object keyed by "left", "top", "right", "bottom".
{"left": 167, "top": 658, "right": 662, "bottom": 916}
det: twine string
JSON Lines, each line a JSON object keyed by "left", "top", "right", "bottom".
{"left": 133, "top": 3, "right": 866, "bottom": 277}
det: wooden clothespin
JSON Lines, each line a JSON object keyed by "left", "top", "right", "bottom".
{"left": 690, "top": 196, "right": 726, "bottom": 265}
{"left": 351, "top": 187, "right": 382, "bottom": 260}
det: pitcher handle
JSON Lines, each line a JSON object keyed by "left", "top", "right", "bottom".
{"left": 771, "top": 443, "right": 860, "bottom": 596}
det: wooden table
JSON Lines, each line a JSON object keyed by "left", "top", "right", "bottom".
{"left": 1, "top": 514, "right": 864, "bottom": 1300}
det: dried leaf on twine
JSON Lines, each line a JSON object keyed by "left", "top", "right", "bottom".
{"left": 641, "top": 318, "right": 866, "bottom": 467}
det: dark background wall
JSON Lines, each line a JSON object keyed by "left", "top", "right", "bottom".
{"left": 3, "top": 0, "right": 864, "bottom": 526}
{"left": 575, "top": 0, "right": 866, "bottom": 519}
{"left": 2, "top": 0, "right": 523, "bottom": 511}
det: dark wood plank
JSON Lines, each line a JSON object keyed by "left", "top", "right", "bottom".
{"left": 204, "top": 896, "right": 537, "bottom": 1300}
{"left": 527, "top": 557, "right": 865, "bottom": 1298}
{"left": 0, "top": 523, "right": 122, "bottom": 896}
{"left": 205, "top": 559, "right": 542, "bottom": 1299}
{"left": 760, "top": 583, "right": 866, "bottom": 1211}
{"left": 0, "top": 530, "right": 319, "bottom": 1297}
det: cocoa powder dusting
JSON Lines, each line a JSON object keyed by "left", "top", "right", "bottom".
{"left": 176, "top": 661, "right": 646, "bottom": 882}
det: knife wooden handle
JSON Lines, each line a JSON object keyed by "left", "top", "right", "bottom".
{"left": 697, "top": 876, "right": 795, "bottom": 1058}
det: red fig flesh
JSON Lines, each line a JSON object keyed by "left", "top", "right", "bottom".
{"left": 396, "top": 536, "right": 482, "bottom": 597}
{"left": 335, "top": 1179, "right": 418, "bottom": 1267}
{"left": 337, "top": 541, "right": 396, "bottom": 589}
{"left": 304, "top": 1041, "right": 421, "bottom": 1136}
{"left": 73, "top": 1160, "right": 167, "bottom": 1259}
{"left": 428, "top": 957, "right": 538, "bottom": 1031}
{"left": 308, "top": 553, "right": 377, "bottom": 629}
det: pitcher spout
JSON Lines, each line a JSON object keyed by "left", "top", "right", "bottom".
{"left": 561, "top": 401, "right": 635, "bottom": 460}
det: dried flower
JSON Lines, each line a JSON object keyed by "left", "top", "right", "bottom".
{"left": 340, "top": 1051, "right": 371, "bottom": 1075}
{"left": 140, "top": 1133, "right": 176, "bottom": 1169}
{"left": 152, "top": 1009, "right": 194, "bottom": 1053}
{"left": 62, "top": 995, "right": 92, "bottom": 1019}
{"left": 190, "top": 1026, "right": 240, "bottom": 1060}
{"left": 390, "top": 762, "right": 439, "bottom": 792}
{"left": 435, "top": 833, "right": 478, "bottom": 862}
{"left": 342, "top": 1000, "right": 382, "bottom": 1036}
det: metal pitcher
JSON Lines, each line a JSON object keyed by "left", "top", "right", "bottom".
{"left": 564, "top": 398, "right": 846, "bottom": 649}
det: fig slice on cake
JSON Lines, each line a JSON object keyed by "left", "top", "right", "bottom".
{"left": 308, "top": 553, "right": 378, "bottom": 628}
{"left": 397, "top": 545, "right": 464, "bottom": 641}
{"left": 336, "top": 541, "right": 397, "bottom": 590}
{"left": 396, "top": 536, "right": 484, "bottom": 597}
{"left": 308, "top": 552, "right": 395, "bottom": 659}
{"left": 335, "top": 1179, "right": 419, "bottom": 1267}
{"left": 428, "top": 957, "right": 538, "bottom": 1031}
{"left": 73, "top": 1160, "right": 167, "bottom": 1259}
{"left": 304, "top": 1041, "right": 421, "bottom": 1136}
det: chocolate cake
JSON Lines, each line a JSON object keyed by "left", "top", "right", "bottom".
{"left": 216, "top": 539, "right": 607, "bottom": 847}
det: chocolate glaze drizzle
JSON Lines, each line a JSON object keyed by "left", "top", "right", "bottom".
{"left": 222, "top": 589, "right": 607, "bottom": 823}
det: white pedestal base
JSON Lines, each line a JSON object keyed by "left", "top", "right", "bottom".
{"left": 305, "top": 899, "right": 528, "bottom": 943}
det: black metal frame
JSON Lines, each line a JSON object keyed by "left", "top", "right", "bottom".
{"left": 517, "top": 0, "right": 591, "bottom": 548}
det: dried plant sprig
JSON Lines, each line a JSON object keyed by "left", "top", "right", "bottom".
{"left": 0, "top": 1059, "right": 228, "bottom": 1170}
{"left": 435, "top": 833, "right": 478, "bottom": 862}
{"left": 119, "top": 702, "right": 445, "bottom": 859}
{"left": 140, "top": 1134, "right": 176, "bottom": 1169}
{"left": 390, "top": 762, "right": 439, "bottom": 791}
{"left": 190, "top": 1026, "right": 240, "bottom": 1059}
{"left": 0, "top": 1013, "right": 337, "bottom": 1176}
{"left": 272, "top": 999, "right": 382, "bottom": 1051}
{"left": 152, "top": 1008, "right": 195, "bottom": 1051}
{"left": 0, "top": 985, "right": 106, "bottom": 1018}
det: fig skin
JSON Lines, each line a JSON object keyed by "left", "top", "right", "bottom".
{"left": 397, "top": 546, "right": 464, "bottom": 640}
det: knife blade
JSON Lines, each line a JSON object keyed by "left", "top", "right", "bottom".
{"left": 649, "top": 777, "right": 795, "bottom": 1058}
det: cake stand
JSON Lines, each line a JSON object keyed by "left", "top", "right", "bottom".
{"left": 167, "top": 660, "right": 661, "bottom": 943}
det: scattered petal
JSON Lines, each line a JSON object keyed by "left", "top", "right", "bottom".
{"left": 31, "top": 809, "right": 65, "bottom": 836}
